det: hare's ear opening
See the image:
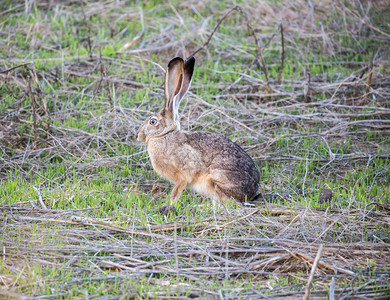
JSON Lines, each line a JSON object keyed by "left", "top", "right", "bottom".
{"left": 164, "top": 57, "right": 184, "bottom": 113}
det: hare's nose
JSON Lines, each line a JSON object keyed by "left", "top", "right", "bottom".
{"left": 135, "top": 126, "right": 145, "bottom": 142}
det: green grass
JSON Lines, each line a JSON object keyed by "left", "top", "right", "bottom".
{"left": 1, "top": 0, "right": 390, "bottom": 298}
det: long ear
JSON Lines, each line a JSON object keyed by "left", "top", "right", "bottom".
{"left": 171, "top": 56, "right": 195, "bottom": 123}
{"left": 164, "top": 57, "right": 184, "bottom": 113}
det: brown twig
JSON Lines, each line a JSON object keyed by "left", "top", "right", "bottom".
{"left": 277, "top": 24, "right": 285, "bottom": 84}
{"left": 80, "top": 0, "right": 92, "bottom": 59}
{"left": 0, "top": 62, "right": 31, "bottom": 74}
{"left": 304, "top": 67, "right": 312, "bottom": 102}
{"left": 99, "top": 52, "right": 114, "bottom": 112}
{"left": 27, "top": 77, "right": 38, "bottom": 149}
{"left": 236, "top": 5, "right": 271, "bottom": 93}
{"left": 365, "top": 50, "right": 374, "bottom": 100}
{"left": 31, "top": 68, "right": 51, "bottom": 135}
{"left": 190, "top": 7, "right": 237, "bottom": 58}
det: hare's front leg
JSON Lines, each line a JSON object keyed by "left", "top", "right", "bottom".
{"left": 169, "top": 179, "right": 187, "bottom": 205}
{"left": 159, "top": 171, "right": 187, "bottom": 215}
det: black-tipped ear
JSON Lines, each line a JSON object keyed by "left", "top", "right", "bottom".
{"left": 178, "top": 56, "right": 195, "bottom": 100}
{"left": 164, "top": 57, "right": 184, "bottom": 112}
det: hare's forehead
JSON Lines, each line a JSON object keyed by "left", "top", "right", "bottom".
{"left": 149, "top": 114, "right": 161, "bottom": 121}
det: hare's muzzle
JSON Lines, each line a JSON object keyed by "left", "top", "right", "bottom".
{"left": 135, "top": 127, "right": 145, "bottom": 143}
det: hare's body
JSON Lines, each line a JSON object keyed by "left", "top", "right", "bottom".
{"left": 136, "top": 56, "right": 260, "bottom": 208}
{"left": 147, "top": 130, "right": 259, "bottom": 203}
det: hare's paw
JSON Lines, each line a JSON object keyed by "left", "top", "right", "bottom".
{"left": 159, "top": 205, "right": 176, "bottom": 215}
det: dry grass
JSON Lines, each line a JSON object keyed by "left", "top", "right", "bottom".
{"left": 0, "top": 0, "right": 390, "bottom": 298}
{"left": 1, "top": 203, "right": 390, "bottom": 298}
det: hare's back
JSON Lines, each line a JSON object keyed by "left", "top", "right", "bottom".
{"left": 185, "top": 131, "right": 259, "bottom": 199}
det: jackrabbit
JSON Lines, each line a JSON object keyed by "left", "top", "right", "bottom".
{"left": 136, "top": 56, "right": 259, "bottom": 212}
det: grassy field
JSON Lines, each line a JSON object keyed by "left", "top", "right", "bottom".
{"left": 1, "top": 0, "right": 390, "bottom": 298}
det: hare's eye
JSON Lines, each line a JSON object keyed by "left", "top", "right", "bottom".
{"left": 149, "top": 118, "right": 158, "bottom": 126}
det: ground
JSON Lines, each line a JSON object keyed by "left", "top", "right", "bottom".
{"left": 0, "top": 0, "right": 389, "bottom": 299}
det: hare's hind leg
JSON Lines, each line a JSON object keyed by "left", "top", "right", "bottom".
{"left": 214, "top": 184, "right": 234, "bottom": 203}
{"left": 209, "top": 169, "right": 243, "bottom": 203}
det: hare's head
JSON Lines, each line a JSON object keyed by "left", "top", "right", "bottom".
{"left": 136, "top": 56, "right": 195, "bottom": 143}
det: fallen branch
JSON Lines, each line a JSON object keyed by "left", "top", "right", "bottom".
{"left": 0, "top": 62, "right": 31, "bottom": 74}
{"left": 303, "top": 244, "right": 324, "bottom": 300}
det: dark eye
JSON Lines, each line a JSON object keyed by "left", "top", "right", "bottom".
{"left": 149, "top": 118, "right": 158, "bottom": 125}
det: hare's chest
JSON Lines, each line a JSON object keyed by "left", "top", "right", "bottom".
{"left": 147, "top": 136, "right": 205, "bottom": 181}
{"left": 147, "top": 137, "right": 179, "bottom": 179}
{"left": 147, "top": 139, "right": 167, "bottom": 171}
